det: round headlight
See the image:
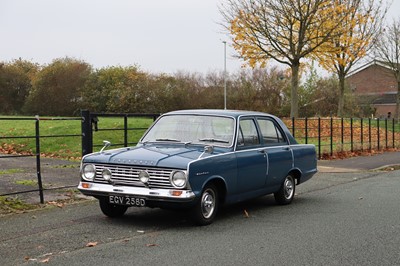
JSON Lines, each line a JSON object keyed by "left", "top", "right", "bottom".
{"left": 81, "top": 164, "right": 96, "bottom": 181}
{"left": 170, "top": 171, "right": 187, "bottom": 188}
{"left": 139, "top": 170, "right": 150, "bottom": 184}
{"left": 102, "top": 168, "right": 112, "bottom": 181}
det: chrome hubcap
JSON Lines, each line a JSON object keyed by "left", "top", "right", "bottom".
{"left": 201, "top": 189, "right": 215, "bottom": 219}
{"left": 284, "top": 178, "right": 294, "bottom": 199}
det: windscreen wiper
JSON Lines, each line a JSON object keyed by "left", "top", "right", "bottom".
{"left": 155, "top": 138, "right": 181, "bottom": 142}
{"left": 198, "top": 138, "right": 229, "bottom": 144}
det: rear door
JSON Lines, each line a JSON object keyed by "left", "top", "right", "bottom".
{"left": 256, "top": 117, "right": 293, "bottom": 190}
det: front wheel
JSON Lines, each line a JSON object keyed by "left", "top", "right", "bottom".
{"left": 190, "top": 184, "right": 219, "bottom": 226}
{"left": 99, "top": 198, "right": 128, "bottom": 218}
{"left": 274, "top": 174, "right": 296, "bottom": 205}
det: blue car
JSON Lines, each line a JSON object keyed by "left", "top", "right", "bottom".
{"left": 78, "top": 110, "right": 317, "bottom": 225}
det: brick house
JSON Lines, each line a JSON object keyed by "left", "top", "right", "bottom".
{"left": 346, "top": 60, "right": 397, "bottom": 118}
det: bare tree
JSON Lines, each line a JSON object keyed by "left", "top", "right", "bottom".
{"left": 220, "top": 0, "right": 347, "bottom": 117}
{"left": 373, "top": 19, "right": 400, "bottom": 120}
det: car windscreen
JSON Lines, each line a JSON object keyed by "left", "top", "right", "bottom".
{"left": 141, "top": 115, "right": 235, "bottom": 147}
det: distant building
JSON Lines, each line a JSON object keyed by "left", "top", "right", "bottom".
{"left": 346, "top": 60, "right": 397, "bottom": 118}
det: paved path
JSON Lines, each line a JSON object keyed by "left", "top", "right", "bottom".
{"left": 0, "top": 155, "right": 81, "bottom": 204}
{"left": 318, "top": 151, "right": 400, "bottom": 172}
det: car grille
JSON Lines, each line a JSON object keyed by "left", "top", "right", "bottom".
{"left": 93, "top": 164, "right": 176, "bottom": 189}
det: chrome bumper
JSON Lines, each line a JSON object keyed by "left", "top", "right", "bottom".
{"left": 78, "top": 182, "right": 196, "bottom": 202}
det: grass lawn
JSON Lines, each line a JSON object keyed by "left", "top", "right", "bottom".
{"left": 0, "top": 116, "right": 155, "bottom": 160}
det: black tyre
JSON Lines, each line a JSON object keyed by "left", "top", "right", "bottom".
{"left": 99, "top": 198, "right": 128, "bottom": 218}
{"left": 274, "top": 174, "right": 296, "bottom": 205}
{"left": 191, "top": 184, "right": 219, "bottom": 226}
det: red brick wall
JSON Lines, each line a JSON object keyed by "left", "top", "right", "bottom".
{"left": 375, "top": 105, "right": 396, "bottom": 118}
{"left": 347, "top": 64, "right": 397, "bottom": 94}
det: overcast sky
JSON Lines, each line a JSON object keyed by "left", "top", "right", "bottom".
{"left": 1, "top": 0, "right": 399, "bottom": 74}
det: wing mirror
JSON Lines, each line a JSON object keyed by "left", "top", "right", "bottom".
{"left": 199, "top": 145, "right": 214, "bottom": 159}
{"left": 100, "top": 140, "right": 111, "bottom": 153}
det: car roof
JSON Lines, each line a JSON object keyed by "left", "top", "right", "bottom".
{"left": 164, "top": 109, "right": 273, "bottom": 119}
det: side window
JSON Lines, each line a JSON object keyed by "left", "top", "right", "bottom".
{"left": 237, "top": 119, "right": 260, "bottom": 146}
{"left": 257, "top": 119, "right": 286, "bottom": 145}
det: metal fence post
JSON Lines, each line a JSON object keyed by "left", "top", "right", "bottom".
{"left": 35, "top": 116, "right": 44, "bottom": 204}
{"left": 330, "top": 117, "right": 333, "bottom": 157}
{"left": 377, "top": 118, "right": 380, "bottom": 150}
{"left": 292, "top": 117, "right": 295, "bottom": 138}
{"left": 368, "top": 118, "right": 372, "bottom": 150}
{"left": 350, "top": 118, "right": 354, "bottom": 152}
{"left": 318, "top": 117, "right": 321, "bottom": 159}
{"left": 361, "top": 118, "right": 364, "bottom": 151}
{"left": 305, "top": 117, "right": 308, "bottom": 144}
{"left": 341, "top": 117, "right": 344, "bottom": 148}
{"left": 124, "top": 115, "right": 128, "bottom": 147}
{"left": 393, "top": 118, "right": 395, "bottom": 148}
{"left": 385, "top": 118, "right": 388, "bottom": 149}
{"left": 81, "top": 110, "right": 93, "bottom": 156}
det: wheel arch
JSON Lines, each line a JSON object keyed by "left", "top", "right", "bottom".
{"left": 204, "top": 177, "right": 227, "bottom": 205}
{"left": 288, "top": 168, "right": 302, "bottom": 185}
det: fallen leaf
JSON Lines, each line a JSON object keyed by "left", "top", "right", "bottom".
{"left": 40, "top": 258, "right": 50, "bottom": 263}
{"left": 86, "top": 242, "right": 98, "bottom": 247}
{"left": 48, "top": 201, "right": 64, "bottom": 208}
{"left": 146, "top": 244, "right": 158, "bottom": 247}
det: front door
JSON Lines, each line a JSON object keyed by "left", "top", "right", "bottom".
{"left": 236, "top": 118, "right": 268, "bottom": 192}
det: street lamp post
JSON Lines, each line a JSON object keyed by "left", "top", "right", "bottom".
{"left": 223, "top": 41, "right": 227, "bottom": 110}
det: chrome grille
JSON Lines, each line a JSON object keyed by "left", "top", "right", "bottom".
{"left": 93, "top": 164, "right": 176, "bottom": 189}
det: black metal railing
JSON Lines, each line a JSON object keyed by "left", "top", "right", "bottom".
{"left": 284, "top": 117, "right": 400, "bottom": 159}
{"left": 81, "top": 110, "right": 159, "bottom": 156}
{"left": 0, "top": 116, "right": 82, "bottom": 203}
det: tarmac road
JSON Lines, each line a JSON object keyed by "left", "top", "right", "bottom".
{"left": 1, "top": 168, "right": 399, "bottom": 265}
{"left": 0, "top": 151, "right": 398, "bottom": 204}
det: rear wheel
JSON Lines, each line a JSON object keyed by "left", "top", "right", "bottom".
{"left": 191, "top": 184, "right": 219, "bottom": 226}
{"left": 99, "top": 198, "right": 128, "bottom": 218}
{"left": 274, "top": 174, "right": 295, "bottom": 205}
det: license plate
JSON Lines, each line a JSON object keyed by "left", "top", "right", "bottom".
{"left": 109, "top": 195, "right": 146, "bottom": 207}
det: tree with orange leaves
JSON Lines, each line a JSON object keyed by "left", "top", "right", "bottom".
{"left": 220, "top": 0, "right": 347, "bottom": 117}
{"left": 313, "top": 0, "right": 387, "bottom": 116}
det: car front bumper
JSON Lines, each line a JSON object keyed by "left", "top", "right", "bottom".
{"left": 78, "top": 182, "right": 196, "bottom": 202}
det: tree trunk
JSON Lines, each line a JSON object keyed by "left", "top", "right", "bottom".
{"left": 290, "top": 62, "right": 300, "bottom": 118}
{"left": 337, "top": 74, "right": 345, "bottom": 117}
